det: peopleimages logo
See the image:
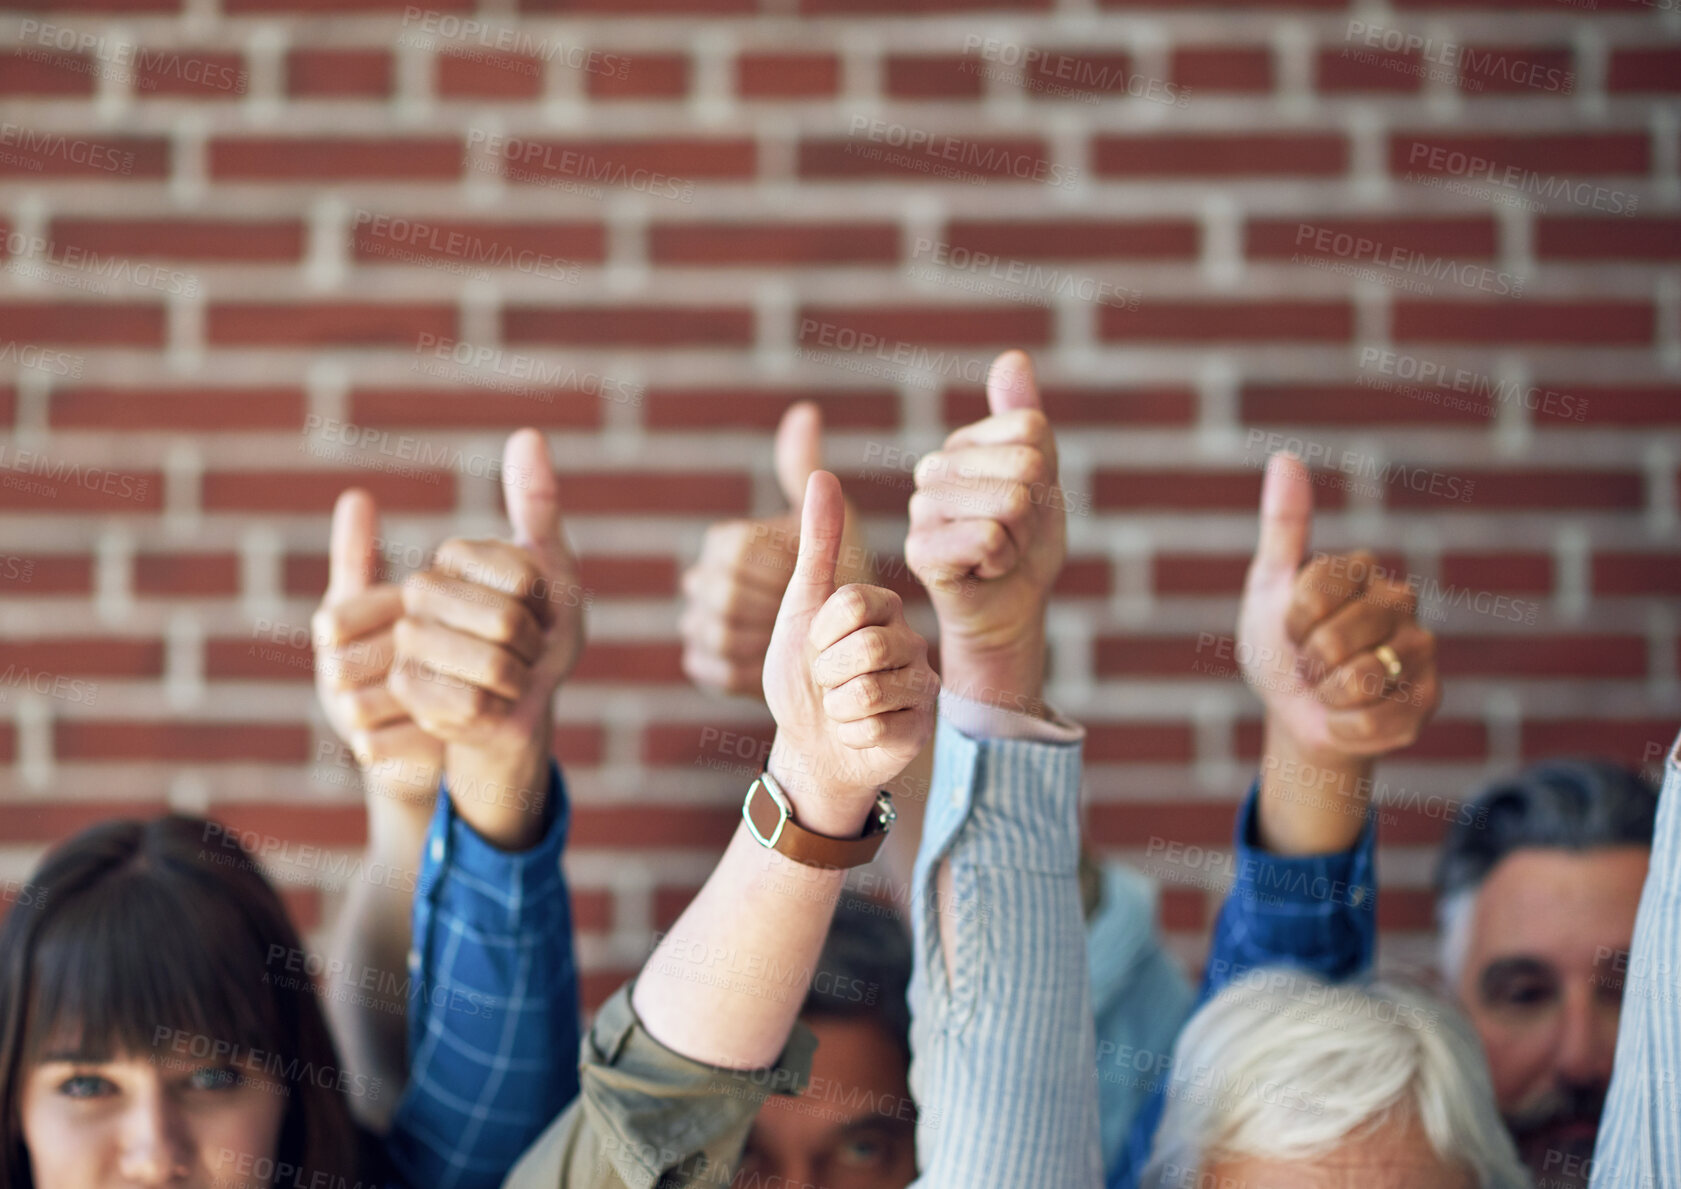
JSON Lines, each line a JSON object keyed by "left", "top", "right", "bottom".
{"left": 1404, "top": 141, "right": 1638, "bottom": 216}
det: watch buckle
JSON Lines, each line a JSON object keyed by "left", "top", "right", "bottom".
{"left": 744, "top": 773, "right": 791, "bottom": 849}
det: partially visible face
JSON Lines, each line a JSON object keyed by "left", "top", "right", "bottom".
{"left": 1202, "top": 1109, "right": 1477, "bottom": 1189}
{"left": 738, "top": 1014, "right": 917, "bottom": 1189}
{"left": 1451, "top": 845, "right": 1649, "bottom": 1187}
{"left": 20, "top": 1047, "right": 287, "bottom": 1188}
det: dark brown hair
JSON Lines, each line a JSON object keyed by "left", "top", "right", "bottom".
{"left": 0, "top": 815, "right": 361, "bottom": 1187}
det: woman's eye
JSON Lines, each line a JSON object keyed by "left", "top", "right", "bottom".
{"left": 186, "top": 1065, "right": 243, "bottom": 1091}
{"left": 58, "top": 1073, "right": 116, "bottom": 1099}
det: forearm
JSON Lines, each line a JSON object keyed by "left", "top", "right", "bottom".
{"left": 632, "top": 819, "right": 846, "bottom": 1071}
{"left": 324, "top": 790, "right": 433, "bottom": 1129}
{"left": 1255, "top": 718, "right": 1375, "bottom": 855}
{"left": 444, "top": 721, "right": 552, "bottom": 852}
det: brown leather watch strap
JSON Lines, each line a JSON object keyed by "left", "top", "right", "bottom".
{"left": 742, "top": 770, "right": 895, "bottom": 870}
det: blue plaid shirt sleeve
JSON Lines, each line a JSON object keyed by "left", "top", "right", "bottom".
{"left": 1108, "top": 779, "right": 1377, "bottom": 1189}
{"left": 383, "top": 763, "right": 582, "bottom": 1189}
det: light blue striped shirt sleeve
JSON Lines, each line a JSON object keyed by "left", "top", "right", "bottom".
{"left": 1589, "top": 731, "right": 1681, "bottom": 1189}
{"left": 907, "top": 701, "right": 1104, "bottom": 1188}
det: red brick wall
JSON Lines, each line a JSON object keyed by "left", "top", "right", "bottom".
{"left": 1, "top": 0, "right": 1675, "bottom": 1003}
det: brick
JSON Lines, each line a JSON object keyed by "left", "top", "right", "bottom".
{"left": 1095, "top": 470, "right": 1347, "bottom": 512}
{"left": 0, "top": 554, "right": 93, "bottom": 595}
{"left": 50, "top": 218, "right": 305, "bottom": 262}
{"left": 521, "top": 0, "right": 753, "bottom": 11}
{"left": 586, "top": 53, "right": 689, "bottom": 100}
{"left": 1100, "top": 301, "right": 1352, "bottom": 343}
{"left": 1456, "top": 47, "right": 1574, "bottom": 95}
{"left": 283, "top": 554, "right": 330, "bottom": 596}
{"left": 286, "top": 49, "right": 392, "bottom": 98}
{"left": 1023, "top": 51, "right": 1134, "bottom": 98}
{"left": 798, "top": 304, "right": 1051, "bottom": 348}
{"left": 1392, "top": 301, "right": 1652, "bottom": 346}
{"left": 643, "top": 387, "right": 899, "bottom": 430}
{"left": 1594, "top": 553, "right": 1681, "bottom": 596}
{"left": 1390, "top": 133, "right": 1649, "bottom": 177}
{"left": 1159, "top": 889, "right": 1206, "bottom": 931}
{"left": 653, "top": 886, "right": 703, "bottom": 930}
{"left": 1439, "top": 552, "right": 1554, "bottom": 595}
{"left": 438, "top": 51, "right": 544, "bottom": 99}
{"left": 0, "top": 49, "right": 96, "bottom": 95}
{"left": 1153, "top": 554, "right": 1250, "bottom": 595}
{"left": 885, "top": 54, "right": 984, "bottom": 99}
{"left": 352, "top": 219, "right": 606, "bottom": 268}
{"left": 1534, "top": 386, "right": 1681, "bottom": 426}
{"left": 1436, "top": 634, "right": 1645, "bottom": 677}
{"left": 500, "top": 138, "right": 756, "bottom": 185}
{"left": 943, "top": 385, "right": 1196, "bottom": 427}
{"left": 943, "top": 218, "right": 1199, "bottom": 260}
{"left": 1093, "top": 134, "right": 1346, "bottom": 177}
{"left": 134, "top": 553, "right": 240, "bottom": 597}
{"left": 1, "top": 638, "right": 163, "bottom": 677}
{"left": 798, "top": 136, "right": 1062, "bottom": 184}
{"left": 1395, "top": 0, "right": 1646, "bottom": 7}
{"left": 1608, "top": 48, "right": 1681, "bottom": 93}
{"left": 1387, "top": 468, "right": 1642, "bottom": 510}
{"left": 1247, "top": 217, "right": 1497, "bottom": 261}
{"left": 571, "top": 889, "right": 613, "bottom": 933}
{"left": 737, "top": 53, "right": 839, "bottom": 98}
{"left": 1055, "top": 557, "right": 1113, "bottom": 598}
{"left": 550, "top": 473, "right": 751, "bottom": 516}
{"left": 1094, "top": 634, "right": 1216, "bottom": 677}
{"left": 206, "top": 636, "right": 313, "bottom": 683}
{"left": 347, "top": 388, "right": 603, "bottom": 430}
{"left": 1171, "top": 47, "right": 1272, "bottom": 92}
{"left": 207, "top": 303, "right": 456, "bottom": 347}
{"left": 1378, "top": 889, "right": 1437, "bottom": 930}
{"left": 1233, "top": 717, "right": 1488, "bottom": 763}
{"left": 51, "top": 387, "right": 305, "bottom": 431}
{"left": 1317, "top": 47, "right": 1423, "bottom": 93}
{"left": 0, "top": 802, "right": 174, "bottom": 846}
{"left": 227, "top": 0, "right": 471, "bottom": 9}
{"left": 0, "top": 133, "right": 167, "bottom": 178}
{"left": 1088, "top": 803, "right": 1233, "bottom": 850}
{"left": 1520, "top": 719, "right": 1676, "bottom": 768}
{"left": 571, "top": 643, "right": 686, "bottom": 685}
{"left": 1085, "top": 723, "right": 1197, "bottom": 763}
{"left": 1534, "top": 218, "right": 1681, "bottom": 261}
{"left": 0, "top": 464, "right": 161, "bottom": 512}
{"left": 201, "top": 805, "right": 364, "bottom": 847}
{"left": 649, "top": 222, "right": 899, "bottom": 266}
{"left": 201, "top": 471, "right": 457, "bottom": 514}
{"left": 56, "top": 721, "right": 312, "bottom": 762}
{"left": 1241, "top": 383, "right": 1494, "bottom": 425}
{"left": 0, "top": 302, "right": 164, "bottom": 346}
{"left": 805, "top": 0, "right": 1049, "bottom": 10}
{"left": 644, "top": 721, "right": 773, "bottom": 766}
{"left": 133, "top": 50, "right": 247, "bottom": 99}
{"left": 503, "top": 305, "right": 754, "bottom": 348}
{"left": 210, "top": 138, "right": 462, "bottom": 181}
{"left": 579, "top": 556, "right": 677, "bottom": 597}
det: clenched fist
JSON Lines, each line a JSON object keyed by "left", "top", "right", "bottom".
{"left": 388, "top": 429, "right": 586, "bottom": 848}
{"left": 1239, "top": 453, "right": 1441, "bottom": 759}
{"left": 313, "top": 490, "right": 444, "bottom": 804}
{"left": 905, "top": 349, "right": 1064, "bottom": 714}
{"left": 764, "top": 470, "right": 938, "bottom": 837}
{"left": 680, "top": 402, "right": 872, "bottom": 700}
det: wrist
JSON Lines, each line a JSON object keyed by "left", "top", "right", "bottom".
{"left": 1256, "top": 720, "right": 1376, "bottom": 856}
{"left": 936, "top": 627, "right": 1048, "bottom": 721}
{"left": 766, "top": 738, "right": 874, "bottom": 839}
{"left": 444, "top": 725, "right": 552, "bottom": 851}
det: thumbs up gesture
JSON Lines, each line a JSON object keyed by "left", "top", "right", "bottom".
{"left": 387, "top": 429, "right": 587, "bottom": 849}
{"left": 1239, "top": 454, "right": 1440, "bottom": 761}
{"left": 680, "top": 402, "right": 872, "bottom": 700}
{"left": 312, "top": 490, "right": 447, "bottom": 803}
{"left": 905, "top": 349, "right": 1065, "bottom": 715}
{"left": 763, "top": 472, "right": 938, "bottom": 835}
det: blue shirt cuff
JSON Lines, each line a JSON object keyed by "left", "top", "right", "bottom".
{"left": 416, "top": 761, "right": 570, "bottom": 936}
{"left": 1228, "top": 777, "right": 1376, "bottom": 909}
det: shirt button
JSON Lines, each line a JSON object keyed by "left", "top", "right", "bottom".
{"left": 429, "top": 837, "right": 445, "bottom": 864}
{"left": 407, "top": 950, "right": 420, "bottom": 974}
{"left": 1349, "top": 886, "right": 1366, "bottom": 907}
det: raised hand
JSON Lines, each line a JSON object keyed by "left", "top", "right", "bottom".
{"left": 764, "top": 470, "right": 938, "bottom": 837}
{"left": 1240, "top": 453, "right": 1441, "bottom": 757}
{"left": 680, "top": 402, "right": 872, "bottom": 699}
{"left": 905, "top": 349, "right": 1065, "bottom": 714}
{"left": 312, "top": 489, "right": 444, "bottom": 803}
{"left": 388, "top": 429, "right": 586, "bottom": 849}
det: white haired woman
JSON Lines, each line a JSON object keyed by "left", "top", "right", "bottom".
{"left": 1141, "top": 969, "right": 1532, "bottom": 1189}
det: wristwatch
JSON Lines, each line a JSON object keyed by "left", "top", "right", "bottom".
{"left": 742, "top": 768, "right": 895, "bottom": 870}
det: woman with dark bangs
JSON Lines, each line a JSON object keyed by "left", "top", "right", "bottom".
{"left": 0, "top": 815, "right": 368, "bottom": 1188}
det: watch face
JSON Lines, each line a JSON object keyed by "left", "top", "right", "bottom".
{"left": 744, "top": 777, "right": 790, "bottom": 849}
